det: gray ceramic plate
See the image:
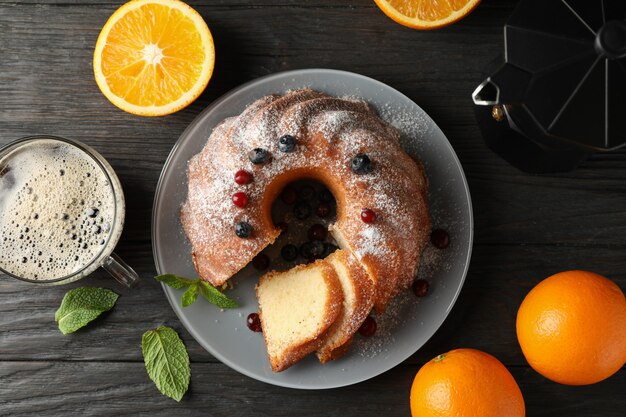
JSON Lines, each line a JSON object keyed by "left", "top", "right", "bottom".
{"left": 152, "top": 69, "right": 473, "bottom": 389}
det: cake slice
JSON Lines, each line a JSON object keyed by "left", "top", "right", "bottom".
{"left": 256, "top": 260, "right": 344, "bottom": 372}
{"left": 316, "top": 249, "right": 375, "bottom": 363}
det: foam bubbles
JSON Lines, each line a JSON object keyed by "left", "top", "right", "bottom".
{"left": 0, "top": 139, "right": 116, "bottom": 280}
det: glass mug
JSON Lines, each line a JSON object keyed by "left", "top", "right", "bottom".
{"left": 0, "top": 135, "right": 139, "bottom": 287}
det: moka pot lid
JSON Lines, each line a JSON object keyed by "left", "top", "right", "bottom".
{"left": 473, "top": 0, "right": 626, "bottom": 152}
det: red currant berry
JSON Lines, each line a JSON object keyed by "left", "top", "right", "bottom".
{"left": 234, "top": 170, "right": 252, "bottom": 185}
{"left": 431, "top": 229, "right": 450, "bottom": 249}
{"left": 252, "top": 253, "right": 270, "bottom": 270}
{"left": 316, "top": 202, "right": 331, "bottom": 218}
{"left": 358, "top": 316, "right": 377, "bottom": 337}
{"left": 412, "top": 279, "right": 429, "bottom": 297}
{"left": 280, "top": 187, "right": 298, "bottom": 205}
{"left": 232, "top": 192, "right": 248, "bottom": 208}
{"left": 361, "top": 208, "right": 376, "bottom": 223}
{"left": 308, "top": 224, "right": 327, "bottom": 241}
{"left": 247, "top": 313, "right": 262, "bottom": 332}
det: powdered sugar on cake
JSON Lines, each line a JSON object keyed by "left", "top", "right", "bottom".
{"left": 355, "top": 226, "right": 384, "bottom": 258}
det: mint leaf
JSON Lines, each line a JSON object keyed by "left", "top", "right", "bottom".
{"left": 182, "top": 282, "right": 199, "bottom": 307}
{"left": 199, "top": 281, "right": 238, "bottom": 309}
{"left": 155, "top": 274, "right": 196, "bottom": 289}
{"left": 155, "top": 274, "right": 238, "bottom": 309}
{"left": 55, "top": 287, "right": 118, "bottom": 335}
{"left": 142, "top": 326, "right": 190, "bottom": 402}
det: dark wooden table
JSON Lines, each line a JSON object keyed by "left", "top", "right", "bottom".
{"left": 1, "top": 0, "right": 625, "bottom": 415}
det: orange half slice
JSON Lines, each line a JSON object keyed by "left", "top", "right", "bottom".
{"left": 374, "top": 0, "right": 481, "bottom": 30}
{"left": 94, "top": 0, "right": 215, "bottom": 116}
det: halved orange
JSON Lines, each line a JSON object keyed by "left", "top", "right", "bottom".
{"left": 94, "top": 0, "right": 215, "bottom": 116}
{"left": 373, "top": 0, "right": 481, "bottom": 30}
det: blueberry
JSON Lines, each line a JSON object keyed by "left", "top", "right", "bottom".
{"left": 350, "top": 153, "right": 373, "bottom": 174}
{"left": 318, "top": 189, "right": 334, "bottom": 203}
{"left": 298, "top": 185, "right": 316, "bottom": 201}
{"left": 293, "top": 202, "right": 311, "bottom": 220}
{"left": 278, "top": 135, "right": 296, "bottom": 153}
{"left": 281, "top": 244, "right": 298, "bottom": 261}
{"left": 248, "top": 148, "right": 270, "bottom": 165}
{"left": 323, "top": 243, "right": 339, "bottom": 257}
{"left": 299, "top": 242, "right": 313, "bottom": 258}
{"left": 310, "top": 241, "right": 325, "bottom": 258}
{"left": 235, "top": 221, "right": 253, "bottom": 238}
{"left": 300, "top": 241, "right": 324, "bottom": 259}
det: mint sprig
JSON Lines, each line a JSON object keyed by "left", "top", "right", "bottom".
{"left": 155, "top": 274, "right": 195, "bottom": 289}
{"left": 155, "top": 274, "right": 238, "bottom": 309}
{"left": 142, "top": 326, "right": 190, "bottom": 402}
{"left": 55, "top": 287, "right": 119, "bottom": 334}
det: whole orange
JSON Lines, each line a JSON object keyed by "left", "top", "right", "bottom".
{"left": 410, "top": 348, "right": 525, "bottom": 417}
{"left": 516, "top": 270, "right": 626, "bottom": 385}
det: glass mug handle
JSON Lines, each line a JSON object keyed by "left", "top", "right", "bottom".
{"left": 102, "top": 252, "right": 140, "bottom": 288}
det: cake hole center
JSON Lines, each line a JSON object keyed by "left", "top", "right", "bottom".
{"left": 256, "top": 179, "right": 339, "bottom": 271}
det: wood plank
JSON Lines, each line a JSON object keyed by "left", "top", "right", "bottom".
{"left": 2, "top": 243, "right": 625, "bottom": 365}
{"left": 1, "top": 361, "right": 624, "bottom": 417}
{"left": 0, "top": 0, "right": 518, "bottom": 9}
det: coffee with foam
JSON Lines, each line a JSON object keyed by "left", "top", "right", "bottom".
{"left": 0, "top": 139, "right": 121, "bottom": 281}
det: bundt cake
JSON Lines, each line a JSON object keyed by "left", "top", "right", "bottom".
{"left": 316, "top": 249, "right": 375, "bottom": 363}
{"left": 181, "top": 89, "right": 431, "bottom": 313}
{"left": 256, "top": 259, "right": 344, "bottom": 372}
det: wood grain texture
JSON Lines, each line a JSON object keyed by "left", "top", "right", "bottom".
{"left": 1, "top": 0, "right": 625, "bottom": 415}
{"left": 0, "top": 362, "right": 624, "bottom": 417}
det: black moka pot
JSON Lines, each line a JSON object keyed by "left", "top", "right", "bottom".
{"left": 472, "top": 0, "right": 626, "bottom": 173}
